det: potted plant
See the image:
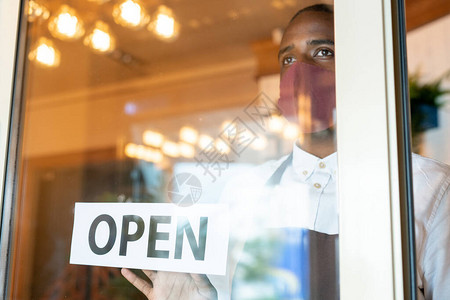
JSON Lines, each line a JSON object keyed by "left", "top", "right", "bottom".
{"left": 409, "top": 71, "right": 450, "bottom": 153}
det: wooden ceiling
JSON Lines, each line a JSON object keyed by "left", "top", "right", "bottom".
{"left": 406, "top": 0, "right": 450, "bottom": 31}
{"left": 25, "top": 0, "right": 449, "bottom": 99}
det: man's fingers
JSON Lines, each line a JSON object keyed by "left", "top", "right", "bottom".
{"left": 121, "top": 268, "right": 154, "bottom": 298}
{"left": 190, "top": 273, "right": 213, "bottom": 289}
{"left": 143, "top": 270, "right": 157, "bottom": 282}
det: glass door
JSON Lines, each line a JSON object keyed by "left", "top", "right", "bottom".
{"left": 3, "top": 0, "right": 443, "bottom": 299}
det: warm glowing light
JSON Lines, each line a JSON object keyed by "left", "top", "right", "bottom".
{"left": 215, "top": 139, "right": 231, "bottom": 154}
{"left": 198, "top": 134, "right": 213, "bottom": 149}
{"left": 113, "top": 0, "right": 149, "bottom": 28}
{"left": 251, "top": 136, "right": 268, "bottom": 151}
{"left": 162, "top": 141, "right": 180, "bottom": 158}
{"left": 143, "top": 148, "right": 163, "bottom": 163}
{"left": 221, "top": 120, "right": 233, "bottom": 131}
{"left": 148, "top": 5, "right": 180, "bottom": 41}
{"left": 268, "top": 115, "right": 285, "bottom": 133}
{"left": 124, "top": 143, "right": 138, "bottom": 158}
{"left": 48, "top": 5, "right": 84, "bottom": 40}
{"left": 135, "top": 145, "right": 146, "bottom": 159}
{"left": 179, "top": 142, "right": 195, "bottom": 158}
{"left": 179, "top": 126, "right": 198, "bottom": 144}
{"left": 283, "top": 123, "right": 299, "bottom": 139}
{"left": 84, "top": 21, "right": 116, "bottom": 53}
{"left": 28, "top": 0, "right": 50, "bottom": 22}
{"left": 125, "top": 143, "right": 164, "bottom": 163}
{"left": 142, "top": 130, "right": 164, "bottom": 148}
{"left": 28, "top": 37, "right": 60, "bottom": 68}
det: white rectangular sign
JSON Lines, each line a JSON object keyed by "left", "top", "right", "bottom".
{"left": 70, "top": 203, "right": 229, "bottom": 275}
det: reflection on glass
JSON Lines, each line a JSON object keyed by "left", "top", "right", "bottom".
{"left": 11, "top": 1, "right": 344, "bottom": 299}
{"left": 148, "top": 5, "right": 180, "bottom": 41}
{"left": 112, "top": 0, "right": 149, "bottom": 29}
{"left": 83, "top": 21, "right": 116, "bottom": 53}
{"left": 28, "top": 37, "right": 61, "bottom": 67}
{"left": 48, "top": 5, "right": 85, "bottom": 40}
{"left": 179, "top": 126, "right": 199, "bottom": 144}
{"left": 27, "top": 0, "right": 50, "bottom": 22}
{"left": 142, "top": 130, "right": 164, "bottom": 148}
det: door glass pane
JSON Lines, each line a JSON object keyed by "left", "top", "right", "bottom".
{"left": 406, "top": 9, "right": 450, "bottom": 300}
{"left": 10, "top": 1, "right": 339, "bottom": 299}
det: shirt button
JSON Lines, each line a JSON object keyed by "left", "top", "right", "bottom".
{"left": 302, "top": 170, "right": 308, "bottom": 175}
{"left": 319, "top": 162, "right": 326, "bottom": 169}
{"left": 314, "top": 183, "right": 322, "bottom": 189}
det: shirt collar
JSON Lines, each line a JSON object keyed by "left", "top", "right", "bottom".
{"left": 292, "top": 142, "right": 338, "bottom": 181}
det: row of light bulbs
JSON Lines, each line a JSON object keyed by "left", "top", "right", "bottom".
{"left": 28, "top": 0, "right": 180, "bottom": 67}
{"left": 124, "top": 116, "right": 301, "bottom": 164}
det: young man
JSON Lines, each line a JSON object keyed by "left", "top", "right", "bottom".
{"left": 122, "top": 5, "right": 450, "bottom": 299}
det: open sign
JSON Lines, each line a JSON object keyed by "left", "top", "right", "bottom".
{"left": 70, "top": 203, "right": 229, "bottom": 275}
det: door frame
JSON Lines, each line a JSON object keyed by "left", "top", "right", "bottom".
{"left": 0, "top": 0, "right": 415, "bottom": 299}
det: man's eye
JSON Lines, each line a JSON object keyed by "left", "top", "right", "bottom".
{"left": 282, "top": 56, "right": 297, "bottom": 66}
{"left": 315, "top": 49, "right": 334, "bottom": 58}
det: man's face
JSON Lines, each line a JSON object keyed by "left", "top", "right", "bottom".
{"left": 278, "top": 11, "right": 335, "bottom": 77}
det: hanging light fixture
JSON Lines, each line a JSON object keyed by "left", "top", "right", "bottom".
{"left": 179, "top": 142, "right": 195, "bottom": 158}
{"left": 28, "top": 37, "right": 61, "bottom": 68}
{"left": 251, "top": 136, "right": 268, "bottom": 151}
{"left": 162, "top": 141, "right": 180, "bottom": 158}
{"left": 124, "top": 143, "right": 138, "bottom": 158}
{"left": 48, "top": 5, "right": 85, "bottom": 40}
{"left": 198, "top": 134, "right": 213, "bottom": 149}
{"left": 27, "top": 0, "right": 50, "bottom": 22}
{"left": 268, "top": 115, "right": 285, "bottom": 133}
{"left": 283, "top": 123, "right": 299, "bottom": 140}
{"left": 215, "top": 138, "right": 231, "bottom": 154}
{"left": 113, "top": 0, "right": 149, "bottom": 29}
{"left": 84, "top": 21, "right": 116, "bottom": 53}
{"left": 148, "top": 5, "right": 180, "bottom": 41}
{"left": 179, "top": 126, "right": 198, "bottom": 144}
{"left": 143, "top": 148, "right": 164, "bottom": 163}
{"left": 143, "top": 130, "right": 164, "bottom": 148}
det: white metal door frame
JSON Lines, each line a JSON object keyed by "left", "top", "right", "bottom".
{"left": 335, "top": 0, "right": 413, "bottom": 299}
{"left": 0, "top": 0, "right": 23, "bottom": 298}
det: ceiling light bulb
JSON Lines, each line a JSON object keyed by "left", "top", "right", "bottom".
{"left": 48, "top": 5, "right": 84, "bottom": 40}
{"left": 179, "top": 126, "right": 198, "bottom": 144}
{"left": 148, "top": 5, "right": 180, "bottom": 41}
{"left": 221, "top": 120, "right": 232, "bottom": 131}
{"left": 113, "top": 0, "right": 149, "bottom": 28}
{"left": 215, "top": 139, "right": 231, "bottom": 154}
{"left": 251, "top": 136, "right": 268, "bottom": 151}
{"left": 268, "top": 115, "right": 285, "bottom": 133}
{"left": 28, "top": 0, "right": 50, "bottom": 22}
{"left": 179, "top": 142, "right": 195, "bottom": 158}
{"left": 198, "top": 134, "right": 213, "bottom": 149}
{"left": 135, "top": 145, "right": 146, "bottom": 159}
{"left": 84, "top": 21, "right": 116, "bottom": 53}
{"left": 162, "top": 141, "right": 180, "bottom": 158}
{"left": 124, "top": 143, "right": 138, "bottom": 158}
{"left": 142, "top": 130, "right": 164, "bottom": 148}
{"left": 143, "top": 148, "right": 163, "bottom": 163}
{"left": 283, "top": 123, "right": 299, "bottom": 140}
{"left": 28, "top": 37, "right": 60, "bottom": 68}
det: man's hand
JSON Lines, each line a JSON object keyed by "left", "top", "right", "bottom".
{"left": 121, "top": 268, "right": 218, "bottom": 300}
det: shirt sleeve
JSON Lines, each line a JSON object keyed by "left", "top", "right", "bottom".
{"left": 422, "top": 178, "right": 450, "bottom": 299}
